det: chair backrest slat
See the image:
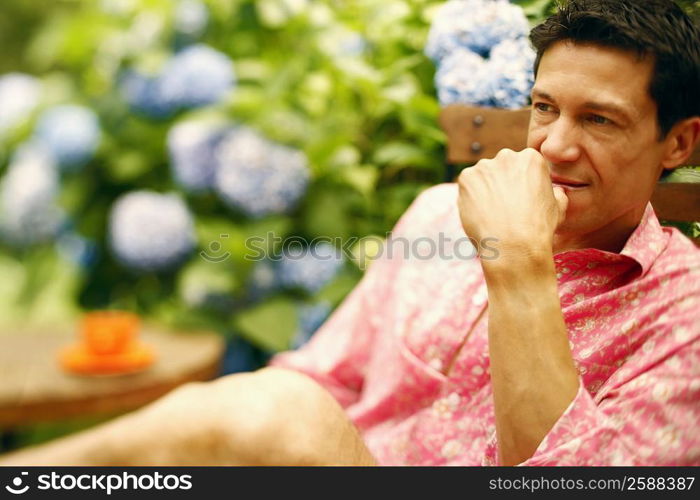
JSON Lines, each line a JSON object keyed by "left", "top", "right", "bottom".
{"left": 651, "top": 183, "right": 700, "bottom": 222}
{"left": 440, "top": 106, "right": 531, "bottom": 164}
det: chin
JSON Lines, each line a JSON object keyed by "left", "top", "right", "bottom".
{"left": 554, "top": 217, "right": 588, "bottom": 239}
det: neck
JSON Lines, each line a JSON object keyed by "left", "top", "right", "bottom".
{"left": 553, "top": 209, "right": 645, "bottom": 255}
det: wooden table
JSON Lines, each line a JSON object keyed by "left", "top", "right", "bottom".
{"left": 0, "top": 328, "right": 225, "bottom": 429}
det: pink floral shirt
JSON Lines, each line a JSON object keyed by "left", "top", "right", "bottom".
{"left": 270, "top": 183, "right": 700, "bottom": 466}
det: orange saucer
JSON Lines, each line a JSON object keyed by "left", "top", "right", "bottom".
{"left": 59, "top": 342, "right": 156, "bottom": 376}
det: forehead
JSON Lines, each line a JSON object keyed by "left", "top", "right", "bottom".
{"left": 535, "top": 41, "right": 656, "bottom": 116}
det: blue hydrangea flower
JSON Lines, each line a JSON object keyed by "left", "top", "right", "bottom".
{"left": 489, "top": 36, "right": 536, "bottom": 68}
{"left": 484, "top": 67, "right": 532, "bottom": 109}
{"left": 214, "top": 127, "right": 310, "bottom": 218}
{"left": 108, "top": 191, "right": 196, "bottom": 271}
{"left": 167, "top": 119, "right": 227, "bottom": 192}
{"left": 484, "top": 62, "right": 534, "bottom": 109}
{"left": 291, "top": 301, "right": 332, "bottom": 349}
{"left": 56, "top": 231, "right": 97, "bottom": 268}
{"left": 435, "top": 48, "right": 490, "bottom": 107}
{"left": 158, "top": 44, "right": 235, "bottom": 110}
{"left": 425, "top": 0, "right": 530, "bottom": 61}
{"left": 33, "top": 105, "right": 100, "bottom": 170}
{"left": 120, "top": 70, "right": 174, "bottom": 119}
{"left": 277, "top": 242, "right": 343, "bottom": 294}
{"left": 483, "top": 38, "right": 535, "bottom": 109}
{"left": 121, "top": 44, "right": 235, "bottom": 118}
{"left": 0, "top": 73, "right": 41, "bottom": 136}
{"left": 435, "top": 37, "right": 535, "bottom": 108}
{"left": 0, "top": 145, "right": 63, "bottom": 246}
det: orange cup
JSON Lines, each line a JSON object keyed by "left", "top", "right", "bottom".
{"left": 81, "top": 311, "right": 140, "bottom": 355}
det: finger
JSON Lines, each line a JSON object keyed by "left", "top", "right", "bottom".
{"left": 552, "top": 186, "right": 569, "bottom": 224}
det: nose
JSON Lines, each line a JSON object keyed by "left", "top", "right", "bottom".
{"left": 539, "top": 116, "right": 582, "bottom": 165}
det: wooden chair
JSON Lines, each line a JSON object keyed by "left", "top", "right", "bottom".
{"left": 439, "top": 105, "right": 700, "bottom": 246}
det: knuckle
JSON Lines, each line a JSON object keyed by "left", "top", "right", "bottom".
{"left": 523, "top": 147, "right": 544, "bottom": 162}
{"left": 496, "top": 148, "right": 513, "bottom": 158}
{"left": 458, "top": 167, "right": 472, "bottom": 185}
{"left": 473, "top": 159, "right": 490, "bottom": 171}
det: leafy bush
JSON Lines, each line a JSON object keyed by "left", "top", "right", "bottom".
{"left": 0, "top": 0, "right": 696, "bottom": 357}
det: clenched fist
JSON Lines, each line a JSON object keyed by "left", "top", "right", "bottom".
{"left": 456, "top": 148, "right": 568, "bottom": 259}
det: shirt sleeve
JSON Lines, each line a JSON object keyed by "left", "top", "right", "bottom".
{"left": 269, "top": 183, "right": 456, "bottom": 409}
{"left": 486, "top": 310, "right": 700, "bottom": 466}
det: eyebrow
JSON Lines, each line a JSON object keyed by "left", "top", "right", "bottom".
{"left": 531, "top": 89, "right": 633, "bottom": 122}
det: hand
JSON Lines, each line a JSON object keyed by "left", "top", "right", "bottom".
{"left": 456, "top": 148, "right": 568, "bottom": 257}
{"left": 458, "top": 151, "right": 579, "bottom": 466}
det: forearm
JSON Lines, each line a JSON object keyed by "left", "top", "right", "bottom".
{"left": 483, "top": 253, "right": 579, "bottom": 466}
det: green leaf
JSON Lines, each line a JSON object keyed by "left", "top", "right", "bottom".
{"left": 663, "top": 167, "right": 700, "bottom": 183}
{"left": 514, "top": 0, "right": 557, "bottom": 22}
{"left": 241, "top": 215, "right": 294, "bottom": 261}
{"left": 373, "top": 141, "right": 437, "bottom": 169}
{"left": 300, "top": 186, "right": 352, "bottom": 240}
{"left": 229, "top": 85, "right": 270, "bottom": 118}
{"left": 106, "top": 151, "right": 152, "bottom": 183}
{"left": 257, "top": 108, "right": 311, "bottom": 144}
{"left": 152, "top": 300, "right": 230, "bottom": 333}
{"left": 339, "top": 164, "right": 379, "bottom": 197}
{"left": 256, "top": 0, "right": 303, "bottom": 28}
{"left": 7, "top": 248, "right": 81, "bottom": 327}
{"left": 177, "top": 259, "right": 239, "bottom": 304}
{"left": 335, "top": 58, "right": 382, "bottom": 84}
{"left": 233, "top": 58, "right": 274, "bottom": 82}
{"left": 233, "top": 297, "right": 298, "bottom": 352}
{"left": 195, "top": 217, "right": 249, "bottom": 268}
{"left": 315, "top": 269, "right": 361, "bottom": 306}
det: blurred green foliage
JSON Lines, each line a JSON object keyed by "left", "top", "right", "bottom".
{"left": 0, "top": 0, "right": 697, "bottom": 353}
{"left": 0, "top": 0, "right": 451, "bottom": 349}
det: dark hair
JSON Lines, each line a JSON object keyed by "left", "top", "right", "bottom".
{"left": 530, "top": 0, "right": 700, "bottom": 139}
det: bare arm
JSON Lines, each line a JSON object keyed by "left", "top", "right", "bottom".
{"left": 457, "top": 148, "right": 579, "bottom": 465}
{"left": 482, "top": 253, "right": 579, "bottom": 466}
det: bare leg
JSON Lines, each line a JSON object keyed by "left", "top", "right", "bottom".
{"left": 0, "top": 368, "right": 376, "bottom": 466}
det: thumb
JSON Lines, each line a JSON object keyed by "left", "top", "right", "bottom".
{"left": 552, "top": 186, "right": 569, "bottom": 225}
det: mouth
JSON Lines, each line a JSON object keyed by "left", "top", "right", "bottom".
{"left": 550, "top": 175, "right": 589, "bottom": 191}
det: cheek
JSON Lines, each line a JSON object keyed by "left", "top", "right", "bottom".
{"left": 593, "top": 145, "right": 646, "bottom": 187}
{"left": 526, "top": 127, "right": 545, "bottom": 150}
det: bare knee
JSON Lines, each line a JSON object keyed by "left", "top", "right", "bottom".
{"left": 208, "top": 368, "right": 364, "bottom": 465}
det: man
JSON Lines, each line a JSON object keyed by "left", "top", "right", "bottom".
{"left": 2, "top": 0, "right": 699, "bottom": 466}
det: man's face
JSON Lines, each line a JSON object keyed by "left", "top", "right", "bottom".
{"left": 527, "top": 41, "right": 674, "bottom": 248}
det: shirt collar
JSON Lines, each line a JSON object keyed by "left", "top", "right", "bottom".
{"left": 554, "top": 203, "right": 668, "bottom": 277}
{"left": 619, "top": 202, "right": 669, "bottom": 276}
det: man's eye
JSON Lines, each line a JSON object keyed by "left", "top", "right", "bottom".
{"left": 588, "top": 114, "right": 612, "bottom": 125}
{"left": 534, "top": 103, "right": 553, "bottom": 112}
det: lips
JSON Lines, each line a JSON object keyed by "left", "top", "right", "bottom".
{"left": 550, "top": 175, "right": 589, "bottom": 190}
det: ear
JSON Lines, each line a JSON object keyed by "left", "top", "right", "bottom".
{"left": 660, "top": 116, "right": 700, "bottom": 171}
